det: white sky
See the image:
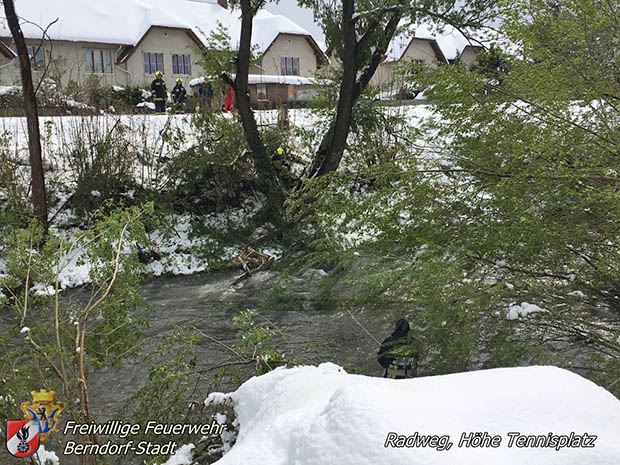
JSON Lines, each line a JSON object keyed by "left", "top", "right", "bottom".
{"left": 266, "top": 0, "right": 326, "bottom": 46}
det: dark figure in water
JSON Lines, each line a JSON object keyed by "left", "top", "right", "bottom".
{"left": 377, "top": 319, "right": 418, "bottom": 379}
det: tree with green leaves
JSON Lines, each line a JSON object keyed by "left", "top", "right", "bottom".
{"left": 0, "top": 205, "right": 153, "bottom": 465}
{"left": 290, "top": 0, "right": 620, "bottom": 394}
{"left": 302, "top": 0, "right": 500, "bottom": 177}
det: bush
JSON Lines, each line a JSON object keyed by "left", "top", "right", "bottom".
{"left": 168, "top": 111, "right": 254, "bottom": 212}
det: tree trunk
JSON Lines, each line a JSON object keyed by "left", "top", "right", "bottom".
{"left": 3, "top": 0, "right": 48, "bottom": 228}
{"left": 227, "top": 0, "right": 284, "bottom": 224}
{"left": 308, "top": 0, "right": 357, "bottom": 178}
{"left": 308, "top": 6, "right": 401, "bottom": 178}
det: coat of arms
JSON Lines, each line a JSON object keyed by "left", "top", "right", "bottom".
{"left": 5, "top": 389, "right": 65, "bottom": 458}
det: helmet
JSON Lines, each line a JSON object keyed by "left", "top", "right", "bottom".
{"left": 176, "top": 78, "right": 182, "bottom": 83}
{"left": 155, "top": 71, "right": 163, "bottom": 77}
{"left": 276, "top": 147, "right": 284, "bottom": 156}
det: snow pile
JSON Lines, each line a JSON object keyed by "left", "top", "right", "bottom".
{"left": 0, "top": 85, "right": 20, "bottom": 96}
{"left": 206, "top": 363, "right": 620, "bottom": 465}
{"left": 137, "top": 102, "right": 156, "bottom": 110}
{"left": 34, "top": 444, "right": 60, "bottom": 465}
{"left": 507, "top": 302, "right": 547, "bottom": 320}
{"left": 161, "top": 443, "right": 194, "bottom": 465}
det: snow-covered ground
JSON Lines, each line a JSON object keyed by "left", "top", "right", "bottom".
{"left": 204, "top": 363, "right": 620, "bottom": 465}
{"left": 0, "top": 107, "right": 433, "bottom": 295}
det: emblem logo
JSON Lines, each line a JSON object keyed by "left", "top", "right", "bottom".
{"left": 5, "top": 389, "right": 65, "bottom": 458}
{"left": 6, "top": 420, "right": 39, "bottom": 457}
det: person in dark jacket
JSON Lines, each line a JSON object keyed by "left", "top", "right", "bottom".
{"left": 197, "top": 80, "right": 215, "bottom": 110}
{"left": 150, "top": 70, "right": 167, "bottom": 113}
{"left": 205, "top": 81, "right": 214, "bottom": 108}
{"left": 377, "top": 319, "right": 418, "bottom": 379}
{"left": 171, "top": 78, "right": 187, "bottom": 113}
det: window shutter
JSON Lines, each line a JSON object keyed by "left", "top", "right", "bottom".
{"left": 185, "top": 55, "right": 190, "bottom": 74}
{"left": 293, "top": 57, "right": 299, "bottom": 75}
{"left": 172, "top": 55, "right": 178, "bottom": 74}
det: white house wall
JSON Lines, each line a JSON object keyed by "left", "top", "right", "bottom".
{"left": 0, "top": 38, "right": 126, "bottom": 89}
{"left": 401, "top": 39, "right": 440, "bottom": 66}
{"left": 370, "top": 39, "right": 441, "bottom": 89}
{"left": 260, "top": 34, "right": 318, "bottom": 76}
{"left": 459, "top": 47, "right": 481, "bottom": 67}
{"left": 124, "top": 27, "right": 206, "bottom": 90}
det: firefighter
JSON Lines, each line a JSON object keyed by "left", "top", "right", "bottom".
{"left": 171, "top": 77, "right": 187, "bottom": 113}
{"left": 151, "top": 70, "right": 167, "bottom": 113}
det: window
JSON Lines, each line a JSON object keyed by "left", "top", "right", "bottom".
{"left": 28, "top": 46, "right": 45, "bottom": 64}
{"left": 172, "top": 54, "right": 191, "bottom": 75}
{"left": 280, "top": 56, "right": 300, "bottom": 76}
{"left": 85, "top": 49, "right": 112, "bottom": 74}
{"left": 10, "top": 45, "right": 44, "bottom": 67}
{"left": 143, "top": 53, "right": 164, "bottom": 74}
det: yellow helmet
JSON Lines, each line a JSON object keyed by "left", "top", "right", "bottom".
{"left": 155, "top": 70, "right": 163, "bottom": 77}
{"left": 176, "top": 78, "right": 182, "bottom": 83}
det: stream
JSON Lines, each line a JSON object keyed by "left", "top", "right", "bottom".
{"left": 1, "top": 267, "right": 393, "bottom": 423}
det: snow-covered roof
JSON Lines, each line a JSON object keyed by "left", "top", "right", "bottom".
{"left": 0, "top": 0, "right": 316, "bottom": 54}
{"left": 190, "top": 74, "right": 322, "bottom": 87}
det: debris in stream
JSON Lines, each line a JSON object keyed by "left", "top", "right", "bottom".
{"left": 232, "top": 247, "right": 275, "bottom": 285}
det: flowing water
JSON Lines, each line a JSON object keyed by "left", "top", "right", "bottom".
{"left": 1, "top": 268, "right": 392, "bottom": 423}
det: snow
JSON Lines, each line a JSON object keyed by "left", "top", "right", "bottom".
{"left": 161, "top": 443, "right": 195, "bottom": 465}
{"left": 0, "top": 0, "right": 316, "bottom": 54}
{"left": 34, "top": 444, "right": 60, "bottom": 465}
{"left": 568, "top": 290, "right": 586, "bottom": 298}
{"left": 206, "top": 363, "right": 620, "bottom": 465}
{"left": 0, "top": 106, "right": 437, "bottom": 292}
{"left": 112, "top": 86, "right": 125, "bottom": 92}
{"left": 20, "top": 327, "right": 30, "bottom": 334}
{"left": 205, "top": 392, "right": 230, "bottom": 407}
{"left": 191, "top": 74, "right": 322, "bottom": 87}
{"left": 137, "top": 102, "right": 156, "bottom": 110}
{"left": 507, "top": 302, "right": 548, "bottom": 320}
{"left": 0, "top": 85, "right": 20, "bottom": 96}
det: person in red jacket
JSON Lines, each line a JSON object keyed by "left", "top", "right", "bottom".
{"left": 224, "top": 84, "right": 234, "bottom": 112}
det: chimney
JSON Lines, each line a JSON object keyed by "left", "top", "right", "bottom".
{"left": 217, "top": 0, "right": 227, "bottom": 8}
